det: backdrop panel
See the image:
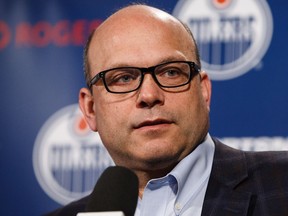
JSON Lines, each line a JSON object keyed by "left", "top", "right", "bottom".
{"left": 0, "top": 0, "right": 287, "bottom": 215}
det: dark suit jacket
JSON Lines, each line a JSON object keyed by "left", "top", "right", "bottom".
{"left": 45, "top": 138, "right": 288, "bottom": 216}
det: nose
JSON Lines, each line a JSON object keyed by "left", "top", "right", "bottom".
{"left": 136, "top": 73, "right": 165, "bottom": 108}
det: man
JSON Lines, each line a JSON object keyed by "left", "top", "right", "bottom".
{"left": 46, "top": 4, "right": 288, "bottom": 216}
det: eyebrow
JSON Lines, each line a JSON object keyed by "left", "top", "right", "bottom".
{"left": 157, "top": 56, "right": 187, "bottom": 65}
{"left": 102, "top": 56, "right": 188, "bottom": 70}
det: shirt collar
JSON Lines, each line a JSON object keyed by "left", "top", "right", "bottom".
{"left": 145, "top": 134, "right": 215, "bottom": 195}
{"left": 170, "top": 133, "right": 215, "bottom": 201}
{"left": 137, "top": 134, "right": 215, "bottom": 215}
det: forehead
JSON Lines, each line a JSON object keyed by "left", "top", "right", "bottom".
{"left": 88, "top": 6, "right": 195, "bottom": 74}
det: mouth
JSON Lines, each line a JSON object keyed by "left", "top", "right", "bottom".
{"left": 134, "top": 119, "right": 172, "bottom": 129}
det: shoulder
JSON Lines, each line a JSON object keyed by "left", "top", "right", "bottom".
{"left": 204, "top": 138, "right": 288, "bottom": 216}
{"left": 213, "top": 137, "right": 288, "bottom": 165}
{"left": 44, "top": 196, "right": 89, "bottom": 216}
{"left": 212, "top": 137, "right": 288, "bottom": 189}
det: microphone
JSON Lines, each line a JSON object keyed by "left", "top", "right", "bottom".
{"left": 77, "top": 166, "right": 139, "bottom": 216}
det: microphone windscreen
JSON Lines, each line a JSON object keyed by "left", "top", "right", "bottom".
{"left": 85, "top": 166, "right": 139, "bottom": 216}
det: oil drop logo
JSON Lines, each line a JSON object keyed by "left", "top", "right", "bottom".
{"left": 173, "top": 0, "right": 273, "bottom": 80}
{"left": 33, "top": 104, "right": 114, "bottom": 204}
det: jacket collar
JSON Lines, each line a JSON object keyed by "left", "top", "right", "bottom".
{"left": 201, "top": 138, "right": 253, "bottom": 216}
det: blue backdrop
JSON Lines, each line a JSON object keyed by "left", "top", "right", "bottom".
{"left": 1, "top": 0, "right": 288, "bottom": 215}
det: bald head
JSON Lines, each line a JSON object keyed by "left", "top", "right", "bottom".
{"left": 79, "top": 4, "right": 211, "bottom": 176}
{"left": 83, "top": 4, "right": 200, "bottom": 87}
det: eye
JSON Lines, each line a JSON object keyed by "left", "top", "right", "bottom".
{"left": 117, "top": 74, "right": 134, "bottom": 83}
{"left": 158, "top": 67, "right": 183, "bottom": 78}
{"left": 106, "top": 69, "right": 140, "bottom": 85}
{"left": 164, "top": 69, "right": 181, "bottom": 77}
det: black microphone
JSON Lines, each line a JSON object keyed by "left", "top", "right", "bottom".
{"left": 83, "top": 166, "right": 139, "bottom": 216}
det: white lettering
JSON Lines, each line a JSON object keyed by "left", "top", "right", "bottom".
{"left": 189, "top": 16, "right": 254, "bottom": 43}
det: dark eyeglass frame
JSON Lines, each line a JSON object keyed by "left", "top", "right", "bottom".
{"left": 89, "top": 60, "right": 201, "bottom": 94}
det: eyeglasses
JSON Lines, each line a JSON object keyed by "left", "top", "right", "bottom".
{"left": 89, "top": 61, "right": 201, "bottom": 94}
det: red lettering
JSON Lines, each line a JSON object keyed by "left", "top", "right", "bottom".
{"left": 15, "top": 22, "right": 32, "bottom": 47}
{"left": 13, "top": 19, "right": 103, "bottom": 48}
{"left": 72, "top": 20, "right": 86, "bottom": 46}
{"left": 0, "top": 21, "right": 11, "bottom": 49}
{"left": 32, "top": 21, "right": 52, "bottom": 47}
{"left": 53, "top": 20, "right": 70, "bottom": 46}
{"left": 89, "top": 20, "right": 102, "bottom": 34}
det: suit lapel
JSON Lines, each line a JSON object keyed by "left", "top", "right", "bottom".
{"left": 201, "top": 139, "right": 253, "bottom": 216}
{"left": 202, "top": 187, "right": 253, "bottom": 216}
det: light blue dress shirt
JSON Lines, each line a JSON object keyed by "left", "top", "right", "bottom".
{"left": 135, "top": 134, "right": 215, "bottom": 216}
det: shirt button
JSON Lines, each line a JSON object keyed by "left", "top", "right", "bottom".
{"left": 175, "top": 202, "right": 182, "bottom": 211}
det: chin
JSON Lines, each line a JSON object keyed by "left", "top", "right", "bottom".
{"left": 138, "top": 152, "right": 180, "bottom": 170}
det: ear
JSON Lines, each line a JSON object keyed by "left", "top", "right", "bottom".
{"left": 199, "top": 72, "right": 212, "bottom": 111}
{"left": 79, "top": 87, "right": 98, "bottom": 131}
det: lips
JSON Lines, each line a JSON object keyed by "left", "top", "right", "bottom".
{"left": 134, "top": 119, "right": 172, "bottom": 129}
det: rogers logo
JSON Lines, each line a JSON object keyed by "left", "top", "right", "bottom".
{"left": 33, "top": 104, "right": 114, "bottom": 204}
{"left": 0, "top": 19, "right": 101, "bottom": 49}
{"left": 173, "top": 0, "right": 273, "bottom": 80}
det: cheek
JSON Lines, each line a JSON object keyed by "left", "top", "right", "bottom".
{"left": 175, "top": 89, "right": 207, "bottom": 124}
{"left": 95, "top": 99, "right": 131, "bottom": 133}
